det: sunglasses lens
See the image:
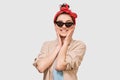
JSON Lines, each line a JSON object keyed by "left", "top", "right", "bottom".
{"left": 65, "top": 22, "right": 74, "bottom": 28}
{"left": 55, "top": 21, "right": 64, "bottom": 27}
{"left": 55, "top": 21, "right": 74, "bottom": 28}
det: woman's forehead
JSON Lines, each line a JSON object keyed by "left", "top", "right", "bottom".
{"left": 56, "top": 14, "right": 73, "bottom": 21}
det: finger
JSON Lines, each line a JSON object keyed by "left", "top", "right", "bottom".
{"left": 70, "top": 26, "right": 75, "bottom": 31}
{"left": 55, "top": 27, "right": 58, "bottom": 33}
{"left": 67, "top": 27, "right": 74, "bottom": 38}
{"left": 55, "top": 27, "right": 59, "bottom": 37}
{"left": 68, "top": 27, "right": 74, "bottom": 35}
{"left": 55, "top": 29, "right": 61, "bottom": 41}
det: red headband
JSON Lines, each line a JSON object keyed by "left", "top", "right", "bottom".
{"left": 54, "top": 4, "right": 77, "bottom": 24}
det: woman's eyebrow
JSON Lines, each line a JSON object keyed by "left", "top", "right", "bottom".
{"left": 66, "top": 20, "right": 73, "bottom": 22}
{"left": 56, "top": 20, "right": 73, "bottom": 22}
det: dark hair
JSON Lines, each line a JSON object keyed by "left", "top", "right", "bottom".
{"left": 60, "top": 3, "right": 70, "bottom": 8}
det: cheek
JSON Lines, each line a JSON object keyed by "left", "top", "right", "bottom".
{"left": 54, "top": 26, "right": 61, "bottom": 32}
{"left": 57, "top": 28, "right": 61, "bottom": 33}
{"left": 56, "top": 27, "right": 60, "bottom": 31}
{"left": 69, "top": 25, "right": 75, "bottom": 29}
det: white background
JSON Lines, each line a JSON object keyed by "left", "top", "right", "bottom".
{"left": 0, "top": 0, "right": 120, "bottom": 80}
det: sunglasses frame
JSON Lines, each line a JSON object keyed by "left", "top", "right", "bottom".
{"left": 55, "top": 21, "right": 74, "bottom": 28}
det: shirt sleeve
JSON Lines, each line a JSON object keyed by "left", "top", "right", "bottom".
{"left": 33, "top": 41, "right": 49, "bottom": 68}
{"left": 65, "top": 41, "right": 86, "bottom": 70}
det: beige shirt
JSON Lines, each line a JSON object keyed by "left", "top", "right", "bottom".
{"left": 33, "top": 39, "right": 86, "bottom": 80}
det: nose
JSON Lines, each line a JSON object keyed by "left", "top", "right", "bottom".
{"left": 62, "top": 24, "right": 66, "bottom": 28}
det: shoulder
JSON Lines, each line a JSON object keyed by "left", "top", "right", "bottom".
{"left": 72, "top": 39, "right": 86, "bottom": 48}
{"left": 42, "top": 40, "right": 57, "bottom": 46}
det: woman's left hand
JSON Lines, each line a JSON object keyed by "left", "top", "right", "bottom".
{"left": 64, "top": 26, "right": 75, "bottom": 45}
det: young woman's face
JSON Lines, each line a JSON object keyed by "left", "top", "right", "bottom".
{"left": 54, "top": 14, "right": 75, "bottom": 37}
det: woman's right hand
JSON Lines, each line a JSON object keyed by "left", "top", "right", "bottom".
{"left": 55, "top": 27, "right": 62, "bottom": 50}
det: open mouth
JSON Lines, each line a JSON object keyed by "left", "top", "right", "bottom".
{"left": 60, "top": 29, "right": 68, "bottom": 33}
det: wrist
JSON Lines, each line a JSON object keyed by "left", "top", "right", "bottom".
{"left": 63, "top": 42, "right": 69, "bottom": 46}
{"left": 56, "top": 46, "right": 61, "bottom": 51}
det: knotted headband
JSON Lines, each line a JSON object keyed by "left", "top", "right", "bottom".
{"left": 54, "top": 4, "right": 77, "bottom": 24}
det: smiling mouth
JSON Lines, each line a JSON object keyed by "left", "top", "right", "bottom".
{"left": 60, "top": 29, "right": 68, "bottom": 32}
{"left": 60, "top": 35, "right": 66, "bottom": 38}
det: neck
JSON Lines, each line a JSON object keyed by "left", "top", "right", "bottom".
{"left": 60, "top": 36, "right": 65, "bottom": 45}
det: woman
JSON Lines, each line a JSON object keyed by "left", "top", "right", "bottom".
{"left": 33, "top": 3, "right": 86, "bottom": 80}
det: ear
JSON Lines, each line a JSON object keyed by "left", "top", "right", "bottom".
{"left": 72, "top": 24, "right": 75, "bottom": 28}
{"left": 54, "top": 22, "right": 57, "bottom": 26}
{"left": 73, "top": 24, "right": 76, "bottom": 27}
{"left": 54, "top": 23, "right": 56, "bottom": 27}
{"left": 54, "top": 24, "right": 57, "bottom": 30}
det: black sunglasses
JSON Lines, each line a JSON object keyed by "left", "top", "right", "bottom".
{"left": 55, "top": 21, "right": 74, "bottom": 28}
